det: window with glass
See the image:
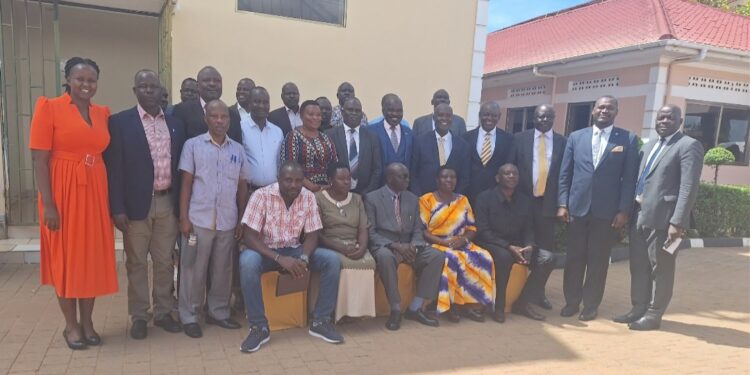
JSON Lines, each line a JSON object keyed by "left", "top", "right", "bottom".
{"left": 565, "top": 101, "right": 594, "bottom": 134}
{"left": 506, "top": 106, "right": 535, "bottom": 133}
{"left": 685, "top": 101, "right": 750, "bottom": 165}
{"left": 237, "top": 0, "right": 346, "bottom": 26}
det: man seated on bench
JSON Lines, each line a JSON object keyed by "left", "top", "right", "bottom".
{"left": 474, "top": 163, "right": 555, "bottom": 323}
{"left": 365, "top": 162, "right": 445, "bottom": 331}
{"left": 238, "top": 161, "right": 343, "bottom": 353}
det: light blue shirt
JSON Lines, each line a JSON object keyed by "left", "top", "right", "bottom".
{"left": 239, "top": 113, "right": 283, "bottom": 187}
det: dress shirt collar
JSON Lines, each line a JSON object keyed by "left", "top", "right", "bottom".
{"left": 137, "top": 104, "right": 165, "bottom": 120}
{"left": 237, "top": 104, "right": 250, "bottom": 117}
{"left": 286, "top": 106, "right": 299, "bottom": 115}
{"left": 494, "top": 186, "right": 514, "bottom": 203}
{"left": 481, "top": 127, "right": 496, "bottom": 138}
{"left": 385, "top": 185, "right": 401, "bottom": 199}
{"left": 201, "top": 131, "right": 231, "bottom": 147}
{"left": 200, "top": 97, "right": 207, "bottom": 112}
{"left": 345, "top": 125, "right": 360, "bottom": 134}
{"left": 534, "top": 128, "right": 553, "bottom": 140}
{"left": 247, "top": 115, "right": 269, "bottom": 129}
{"left": 435, "top": 131, "right": 452, "bottom": 142}
{"left": 592, "top": 124, "right": 613, "bottom": 136}
{"left": 660, "top": 132, "right": 677, "bottom": 143}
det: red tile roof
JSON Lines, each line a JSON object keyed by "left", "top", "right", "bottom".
{"left": 484, "top": 0, "right": 750, "bottom": 74}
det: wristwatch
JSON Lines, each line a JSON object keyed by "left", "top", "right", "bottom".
{"left": 299, "top": 254, "right": 310, "bottom": 264}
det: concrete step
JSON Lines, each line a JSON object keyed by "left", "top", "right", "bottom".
{"left": 0, "top": 239, "right": 125, "bottom": 264}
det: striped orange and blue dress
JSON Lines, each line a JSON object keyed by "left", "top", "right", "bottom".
{"left": 419, "top": 192, "right": 495, "bottom": 313}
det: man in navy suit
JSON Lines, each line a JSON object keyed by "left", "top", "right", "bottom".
{"left": 557, "top": 95, "right": 639, "bottom": 321}
{"left": 464, "top": 101, "right": 514, "bottom": 204}
{"left": 105, "top": 70, "right": 186, "bottom": 339}
{"left": 410, "top": 103, "right": 470, "bottom": 196}
{"left": 369, "top": 94, "right": 414, "bottom": 171}
{"left": 412, "top": 89, "right": 467, "bottom": 137}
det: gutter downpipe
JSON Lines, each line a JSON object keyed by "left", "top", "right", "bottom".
{"left": 532, "top": 66, "right": 557, "bottom": 104}
{"left": 663, "top": 46, "right": 708, "bottom": 107}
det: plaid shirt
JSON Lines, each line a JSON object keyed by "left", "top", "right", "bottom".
{"left": 137, "top": 105, "right": 171, "bottom": 190}
{"left": 330, "top": 105, "right": 368, "bottom": 128}
{"left": 241, "top": 182, "right": 322, "bottom": 249}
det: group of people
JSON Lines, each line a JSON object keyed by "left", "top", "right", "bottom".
{"left": 29, "top": 57, "right": 704, "bottom": 354}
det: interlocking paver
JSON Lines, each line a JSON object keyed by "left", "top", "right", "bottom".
{"left": 0, "top": 247, "right": 748, "bottom": 374}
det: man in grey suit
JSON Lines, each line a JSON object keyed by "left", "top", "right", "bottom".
{"left": 365, "top": 163, "right": 445, "bottom": 331}
{"left": 412, "top": 89, "right": 467, "bottom": 137}
{"left": 614, "top": 105, "right": 704, "bottom": 330}
{"left": 326, "top": 97, "right": 382, "bottom": 194}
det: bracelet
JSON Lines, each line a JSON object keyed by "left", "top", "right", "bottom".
{"left": 273, "top": 253, "right": 281, "bottom": 263}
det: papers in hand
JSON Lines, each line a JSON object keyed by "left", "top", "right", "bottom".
{"left": 662, "top": 237, "right": 682, "bottom": 255}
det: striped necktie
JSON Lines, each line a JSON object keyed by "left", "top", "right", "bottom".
{"left": 438, "top": 137, "right": 447, "bottom": 166}
{"left": 480, "top": 132, "right": 492, "bottom": 166}
{"left": 348, "top": 128, "right": 358, "bottom": 172}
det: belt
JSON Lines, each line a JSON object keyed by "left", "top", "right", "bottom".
{"left": 153, "top": 188, "right": 171, "bottom": 196}
{"left": 51, "top": 151, "right": 102, "bottom": 185}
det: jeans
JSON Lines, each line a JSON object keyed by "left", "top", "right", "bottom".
{"left": 239, "top": 246, "right": 341, "bottom": 327}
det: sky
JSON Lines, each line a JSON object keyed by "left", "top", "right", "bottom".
{"left": 488, "top": 0, "right": 590, "bottom": 32}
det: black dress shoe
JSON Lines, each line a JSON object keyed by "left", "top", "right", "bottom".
{"left": 461, "top": 308, "right": 485, "bottom": 322}
{"left": 206, "top": 316, "right": 241, "bottom": 329}
{"left": 83, "top": 331, "right": 102, "bottom": 346}
{"left": 535, "top": 296, "right": 553, "bottom": 310}
{"left": 491, "top": 309, "right": 506, "bottom": 323}
{"left": 154, "top": 315, "right": 182, "bottom": 333}
{"left": 511, "top": 303, "right": 546, "bottom": 321}
{"left": 629, "top": 314, "right": 662, "bottom": 331}
{"left": 385, "top": 311, "right": 402, "bottom": 331}
{"left": 183, "top": 323, "right": 203, "bottom": 338}
{"left": 613, "top": 307, "right": 647, "bottom": 324}
{"left": 578, "top": 307, "right": 598, "bottom": 321}
{"left": 130, "top": 319, "right": 148, "bottom": 340}
{"left": 404, "top": 308, "right": 439, "bottom": 327}
{"left": 443, "top": 309, "right": 461, "bottom": 323}
{"left": 560, "top": 305, "right": 580, "bottom": 317}
{"left": 63, "top": 329, "right": 88, "bottom": 350}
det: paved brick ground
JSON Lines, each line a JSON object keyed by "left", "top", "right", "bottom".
{"left": 0, "top": 247, "right": 748, "bottom": 375}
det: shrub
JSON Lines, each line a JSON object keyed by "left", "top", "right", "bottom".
{"left": 704, "top": 147, "right": 735, "bottom": 184}
{"left": 692, "top": 183, "right": 750, "bottom": 238}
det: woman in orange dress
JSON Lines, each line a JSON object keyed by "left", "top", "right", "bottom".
{"left": 29, "top": 57, "right": 118, "bottom": 350}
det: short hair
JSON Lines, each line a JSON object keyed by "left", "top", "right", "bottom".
{"left": 181, "top": 77, "right": 197, "bottom": 86}
{"left": 63, "top": 57, "right": 100, "bottom": 93}
{"left": 278, "top": 160, "right": 303, "bottom": 176}
{"left": 315, "top": 96, "right": 330, "bottom": 102}
{"left": 300, "top": 99, "right": 320, "bottom": 114}
{"left": 436, "top": 165, "right": 456, "bottom": 178}
{"left": 133, "top": 69, "right": 158, "bottom": 85}
{"left": 326, "top": 161, "right": 350, "bottom": 179}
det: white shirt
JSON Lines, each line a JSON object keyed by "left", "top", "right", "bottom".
{"left": 644, "top": 132, "right": 677, "bottom": 167}
{"left": 345, "top": 126, "right": 361, "bottom": 189}
{"left": 533, "top": 129, "right": 554, "bottom": 188}
{"left": 436, "top": 131, "right": 453, "bottom": 159}
{"left": 475, "top": 127, "right": 497, "bottom": 158}
{"left": 286, "top": 106, "right": 302, "bottom": 129}
{"left": 384, "top": 121, "right": 401, "bottom": 146}
{"left": 592, "top": 124, "right": 613, "bottom": 166}
{"left": 240, "top": 117, "right": 284, "bottom": 187}
{"left": 200, "top": 97, "right": 207, "bottom": 114}
{"left": 237, "top": 103, "right": 251, "bottom": 124}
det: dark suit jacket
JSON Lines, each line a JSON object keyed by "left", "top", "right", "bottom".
{"left": 104, "top": 106, "right": 186, "bottom": 220}
{"left": 173, "top": 99, "right": 242, "bottom": 143}
{"left": 558, "top": 126, "right": 639, "bottom": 220}
{"left": 636, "top": 132, "right": 703, "bottom": 229}
{"left": 368, "top": 119, "right": 415, "bottom": 171}
{"left": 267, "top": 106, "right": 293, "bottom": 137}
{"left": 229, "top": 103, "right": 243, "bottom": 136}
{"left": 412, "top": 114, "right": 467, "bottom": 138}
{"left": 513, "top": 129, "right": 567, "bottom": 217}
{"left": 325, "top": 125, "right": 383, "bottom": 194}
{"left": 463, "top": 127, "right": 514, "bottom": 202}
{"left": 410, "top": 131, "right": 470, "bottom": 196}
{"left": 364, "top": 186, "right": 426, "bottom": 252}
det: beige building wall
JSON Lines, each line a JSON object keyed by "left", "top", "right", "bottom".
{"left": 169, "top": 0, "right": 478, "bottom": 123}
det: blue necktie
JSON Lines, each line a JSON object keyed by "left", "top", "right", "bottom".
{"left": 636, "top": 138, "right": 666, "bottom": 196}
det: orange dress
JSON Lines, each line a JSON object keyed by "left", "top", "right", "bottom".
{"left": 29, "top": 93, "right": 118, "bottom": 298}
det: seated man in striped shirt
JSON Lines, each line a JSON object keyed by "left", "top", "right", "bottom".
{"left": 238, "top": 161, "right": 343, "bottom": 353}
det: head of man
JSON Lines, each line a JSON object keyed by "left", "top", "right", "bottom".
{"left": 433, "top": 103, "right": 453, "bottom": 136}
{"left": 533, "top": 104, "right": 555, "bottom": 133}
{"left": 159, "top": 85, "right": 170, "bottom": 111}
{"left": 132, "top": 69, "right": 162, "bottom": 115}
{"left": 196, "top": 66, "right": 222, "bottom": 102}
{"left": 655, "top": 104, "right": 683, "bottom": 138}
{"left": 496, "top": 163, "right": 519, "bottom": 192}
{"left": 381, "top": 94, "right": 403, "bottom": 127}
{"left": 479, "top": 101, "right": 501, "bottom": 132}
{"left": 591, "top": 96, "right": 618, "bottom": 129}
{"left": 431, "top": 89, "right": 450, "bottom": 108}
{"left": 281, "top": 82, "right": 300, "bottom": 111}
{"left": 179, "top": 77, "right": 198, "bottom": 102}
{"left": 316, "top": 97, "right": 333, "bottom": 125}
{"left": 336, "top": 82, "right": 355, "bottom": 107}
{"left": 342, "top": 97, "right": 363, "bottom": 129}
{"left": 277, "top": 161, "right": 305, "bottom": 202}
{"left": 385, "top": 162, "right": 410, "bottom": 193}
{"left": 248, "top": 86, "right": 270, "bottom": 123}
{"left": 235, "top": 78, "right": 256, "bottom": 109}
{"left": 204, "top": 100, "right": 229, "bottom": 139}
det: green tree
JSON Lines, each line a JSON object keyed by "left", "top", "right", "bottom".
{"left": 704, "top": 146, "right": 735, "bottom": 184}
{"left": 696, "top": 0, "right": 750, "bottom": 16}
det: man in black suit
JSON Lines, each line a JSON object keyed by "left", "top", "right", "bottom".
{"left": 173, "top": 66, "right": 242, "bottom": 143}
{"left": 104, "top": 69, "right": 185, "bottom": 339}
{"left": 614, "top": 105, "right": 703, "bottom": 330}
{"left": 512, "top": 104, "right": 567, "bottom": 310}
{"left": 229, "top": 77, "right": 256, "bottom": 122}
{"left": 412, "top": 89, "right": 467, "bottom": 137}
{"left": 179, "top": 77, "right": 198, "bottom": 103}
{"left": 267, "top": 82, "right": 300, "bottom": 136}
{"left": 325, "top": 97, "right": 382, "bottom": 195}
{"left": 464, "top": 101, "right": 514, "bottom": 204}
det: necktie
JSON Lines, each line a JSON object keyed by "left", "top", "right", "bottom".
{"left": 438, "top": 137, "right": 447, "bottom": 166}
{"left": 389, "top": 126, "right": 399, "bottom": 152}
{"left": 480, "top": 132, "right": 492, "bottom": 166}
{"left": 535, "top": 133, "right": 548, "bottom": 197}
{"left": 636, "top": 138, "right": 666, "bottom": 196}
{"left": 393, "top": 194, "right": 402, "bottom": 230}
{"left": 592, "top": 129, "right": 605, "bottom": 167}
{"left": 348, "top": 128, "right": 358, "bottom": 172}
